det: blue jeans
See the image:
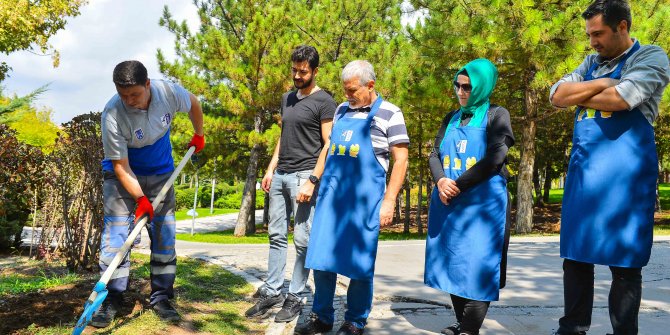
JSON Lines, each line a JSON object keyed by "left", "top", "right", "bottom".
{"left": 312, "top": 270, "right": 373, "bottom": 329}
{"left": 262, "top": 169, "right": 315, "bottom": 297}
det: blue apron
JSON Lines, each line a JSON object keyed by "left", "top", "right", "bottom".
{"left": 561, "top": 41, "right": 656, "bottom": 268}
{"left": 424, "top": 108, "right": 508, "bottom": 301}
{"left": 305, "top": 97, "right": 387, "bottom": 280}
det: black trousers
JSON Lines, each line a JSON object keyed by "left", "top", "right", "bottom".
{"left": 446, "top": 193, "right": 511, "bottom": 335}
{"left": 558, "top": 259, "right": 642, "bottom": 335}
{"left": 450, "top": 294, "right": 490, "bottom": 335}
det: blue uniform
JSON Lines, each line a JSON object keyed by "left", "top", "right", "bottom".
{"left": 99, "top": 79, "right": 191, "bottom": 304}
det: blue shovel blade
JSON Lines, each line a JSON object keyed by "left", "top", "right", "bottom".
{"left": 72, "top": 282, "right": 108, "bottom": 335}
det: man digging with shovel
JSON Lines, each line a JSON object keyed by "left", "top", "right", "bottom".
{"left": 91, "top": 60, "right": 205, "bottom": 328}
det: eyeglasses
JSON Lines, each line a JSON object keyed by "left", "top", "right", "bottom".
{"left": 453, "top": 82, "right": 472, "bottom": 93}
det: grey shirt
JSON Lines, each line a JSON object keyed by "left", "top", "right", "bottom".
{"left": 101, "top": 79, "right": 191, "bottom": 175}
{"left": 549, "top": 39, "right": 670, "bottom": 124}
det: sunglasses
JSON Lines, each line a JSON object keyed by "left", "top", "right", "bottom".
{"left": 453, "top": 82, "right": 472, "bottom": 92}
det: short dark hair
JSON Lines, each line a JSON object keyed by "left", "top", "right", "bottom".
{"left": 113, "top": 60, "right": 148, "bottom": 87}
{"left": 582, "top": 0, "right": 632, "bottom": 32}
{"left": 291, "top": 45, "right": 319, "bottom": 70}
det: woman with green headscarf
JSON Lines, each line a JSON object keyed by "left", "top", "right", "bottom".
{"left": 424, "top": 58, "right": 515, "bottom": 335}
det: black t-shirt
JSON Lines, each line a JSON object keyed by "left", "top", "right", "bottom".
{"left": 277, "top": 89, "right": 337, "bottom": 173}
{"left": 428, "top": 105, "right": 515, "bottom": 192}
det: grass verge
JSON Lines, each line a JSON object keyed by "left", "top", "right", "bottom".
{"left": 177, "top": 229, "right": 285, "bottom": 244}
{"left": 1, "top": 254, "right": 263, "bottom": 335}
{"left": 174, "top": 207, "right": 238, "bottom": 221}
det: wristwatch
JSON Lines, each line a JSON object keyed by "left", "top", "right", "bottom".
{"left": 308, "top": 175, "right": 320, "bottom": 184}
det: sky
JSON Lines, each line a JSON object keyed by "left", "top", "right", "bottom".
{"left": 1, "top": 1, "right": 422, "bottom": 125}
{"left": 1, "top": 0, "right": 200, "bottom": 124}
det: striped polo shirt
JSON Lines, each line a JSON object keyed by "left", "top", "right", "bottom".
{"left": 333, "top": 98, "right": 410, "bottom": 171}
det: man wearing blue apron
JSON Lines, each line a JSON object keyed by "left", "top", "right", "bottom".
{"left": 550, "top": 1, "right": 669, "bottom": 334}
{"left": 295, "top": 60, "right": 409, "bottom": 335}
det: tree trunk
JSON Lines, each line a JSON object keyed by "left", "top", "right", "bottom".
{"left": 394, "top": 197, "right": 400, "bottom": 225}
{"left": 533, "top": 165, "right": 543, "bottom": 207}
{"left": 515, "top": 84, "right": 539, "bottom": 234}
{"left": 416, "top": 115, "right": 424, "bottom": 235}
{"left": 246, "top": 185, "right": 256, "bottom": 234}
{"left": 404, "top": 180, "right": 410, "bottom": 233}
{"left": 416, "top": 168, "right": 424, "bottom": 235}
{"left": 234, "top": 113, "right": 263, "bottom": 237}
{"left": 542, "top": 163, "right": 552, "bottom": 204}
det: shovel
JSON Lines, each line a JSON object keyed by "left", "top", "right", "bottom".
{"left": 72, "top": 146, "right": 196, "bottom": 334}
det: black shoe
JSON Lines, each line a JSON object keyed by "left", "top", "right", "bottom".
{"left": 551, "top": 331, "right": 586, "bottom": 335}
{"left": 275, "top": 293, "right": 302, "bottom": 322}
{"left": 336, "top": 321, "right": 364, "bottom": 335}
{"left": 441, "top": 322, "right": 461, "bottom": 335}
{"left": 90, "top": 298, "right": 120, "bottom": 328}
{"left": 152, "top": 300, "right": 180, "bottom": 322}
{"left": 294, "top": 314, "right": 333, "bottom": 335}
{"left": 245, "top": 293, "right": 284, "bottom": 318}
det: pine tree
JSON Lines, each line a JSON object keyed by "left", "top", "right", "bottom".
{"left": 159, "top": 0, "right": 406, "bottom": 235}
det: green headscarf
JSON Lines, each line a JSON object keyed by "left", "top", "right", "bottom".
{"left": 446, "top": 58, "right": 498, "bottom": 133}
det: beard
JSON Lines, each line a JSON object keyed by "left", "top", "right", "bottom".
{"left": 293, "top": 75, "right": 314, "bottom": 90}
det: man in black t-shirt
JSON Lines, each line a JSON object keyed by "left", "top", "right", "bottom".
{"left": 245, "top": 45, "right": 336, "bottom": 322}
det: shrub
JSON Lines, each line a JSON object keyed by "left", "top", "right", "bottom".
{"left": 0, "top": 125, "right": 44, "bottom": 249}
{"left": 175, "top": 187, "right": 196, "bottom": 210}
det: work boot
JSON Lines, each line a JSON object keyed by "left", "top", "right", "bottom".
{"left": 152, "top": 299, "right": 180, "bottom": 322}
{"left": 336, "top": 321, "right": 364, "bottom": 335}
{"left": 441, "top": 322, "right": 461, "bottom": 335}
{"left": 275, "top": 293, "right": 302, "bottom": 322}
{"left": 244, "top": 292, "right": 284, "bottom": 318}
{"left": 90, "top": 297, "right": 121, "bottom": 328}
{"left": 294, "top": 313, "right": 333, "bottom": 335}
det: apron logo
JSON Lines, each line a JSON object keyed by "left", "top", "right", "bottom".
{"left": 577, "top": 108, "right": 596, "bottom": 121}
{"left": 466, "top": 157, "right": 477, "bottom": 170}
{"left": 161, "top": 113, "right": 172, "bottom": 127}
{"left": 340, "top": 130, "right": 353, "bottom": 142}
{"left": 453, "top": 158, "right": 462, "bottom": 170}
{"left": 337, "top": 145, "right": 346, "bottom": 155}
{"left": 134, "top": 128, "right": 144, "bottom": 140}
{"left": 577, "top": 108, "right": 612, "bottom": 122}
{"left": 443, "top": 155, "right": 450, "bottom": 169}
{"left": 456, "top": 140, "right": 467, "bottom": 153}
{"left": 330, "top": 144, "right": 336, "bottom": 155}
{"left": 349, "top": 144, "right": 360, "bottom": 158}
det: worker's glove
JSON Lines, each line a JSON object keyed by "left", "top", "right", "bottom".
{"left": 188, "top": 134, "right": 205, "bottom": 153}
{"left": 135, "top": 196, "right": 154, "bottom": 223}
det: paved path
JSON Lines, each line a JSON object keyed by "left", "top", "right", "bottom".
{"left": 136, "top": 212, "right": 670, "bottom": 335}
{"left": 24, "top": 211, "right": 665, "bottom": 334}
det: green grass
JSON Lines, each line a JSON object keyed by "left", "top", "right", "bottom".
{"left": 117, "top": 253, "right": 261, "bottom": 334}
{"left": 659, "top": 183, "right": 670, "bottom": 210}
{"left": 378, "top": 231, "right": 427, "bottom": 241}
{"left": 547, "top": 188, "right": 564, "bottom": 204}
{"left": 177, "top": 229, "right": 290, "bottom": 244}
{"left": 0, "top": 271, "right": 80, "bottom": 297}
{"left": 547, "top": 184, "right": 670, "bottom": 208}
{"left": 174, "top": 207, "right": 238, "bottom": 221}
{"left": 6, "top": 254, "right": 263, "bottom": 335}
